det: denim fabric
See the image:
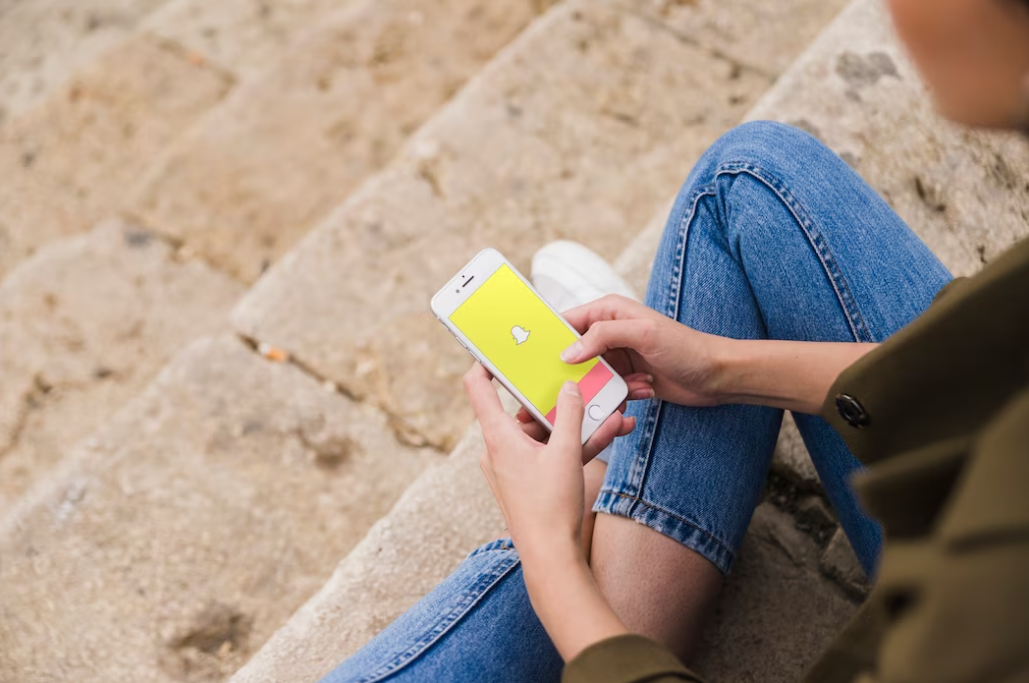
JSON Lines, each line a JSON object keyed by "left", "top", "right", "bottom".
{"left": 319, "top": 540, "right": 562, "bottom": 683}
{"left": 594, "top": 121, "right": 951, "bottom": 577}
{"left": 318, "top": 122, "right": 952, "bottom": 683}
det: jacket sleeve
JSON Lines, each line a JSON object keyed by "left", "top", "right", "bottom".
{"left": 562, "top": 634, "right": 705, "bottom": 683}
{"left": 857, "top": 389, "right": 1029, "bottom": 683}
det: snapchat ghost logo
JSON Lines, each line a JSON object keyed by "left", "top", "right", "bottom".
{"left": 511, "top": 325, "right": 530, "bottom": 345}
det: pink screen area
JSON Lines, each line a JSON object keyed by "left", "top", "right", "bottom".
{"left": 544, "top": 362, "right": 614, "bottom": 425}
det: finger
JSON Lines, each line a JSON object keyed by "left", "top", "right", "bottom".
{"left": 464, "top": 364, "right": 522, "bottom": 443}
{"left": 515, "top": 407, "right": 534, "bottom": 423}
{"left": 562, "top": 294, "right": 639, "bottom": 333}
{"left": 582, "top": 414, "right": 636, "bottom": 462}
{"left": 518, "top": 419, "right": 550, "bottom": 444}
{"left": 561, "top": 319, "right": 653, "bottom": 365}
{"left": 549, "top": 381, "right": 586, "bottom": 455}
{"left": 624, "top": 375, "right": 655, "bottom": 398}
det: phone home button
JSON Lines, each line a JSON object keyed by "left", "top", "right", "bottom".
{"left": 587, "top": 404, "right": 604, "bottom": 421}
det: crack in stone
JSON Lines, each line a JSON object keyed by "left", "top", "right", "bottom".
{"left": 234, "top": 332, "right": 446, "bottom": 454}
{"left": 616, "top": 4, "right": 779, "bottom": 83}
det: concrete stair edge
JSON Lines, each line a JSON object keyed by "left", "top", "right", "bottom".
{"left": 227, "top": 419, "right": 505, "bottom": 683}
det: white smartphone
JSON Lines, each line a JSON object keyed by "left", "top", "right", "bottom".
{"left": 431, "top": 248, "right": 628, "bottom": 444}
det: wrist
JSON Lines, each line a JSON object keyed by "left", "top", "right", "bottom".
{"left": 519, "top": 534, "right": 586, "bottom": 586}
{"left": 704, "top": 335, "right": 744, "bottom": 405}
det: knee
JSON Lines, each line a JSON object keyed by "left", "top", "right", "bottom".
{"left": 694, "top": 120, "right": 840, "bottom": 180}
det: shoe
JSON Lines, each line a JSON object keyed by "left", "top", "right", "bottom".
{"left": 531, "top": 241, "right": 637, "bottom": 464}
{"left": 530, "top": 241, "right": 638, "bottom": 312}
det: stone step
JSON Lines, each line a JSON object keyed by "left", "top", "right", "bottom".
{"left": 0, "top": 0, "right": 359, "bottom": 283}
{"left": 142, "top": 0, "right": 355, "bottom": 82}
{"left": 0, "top": 34, "right": 232, "bottom": 281}
{"left": 0, "top": 218, "right": 242, "bottom": 517}
{"left": 228, "top": 415, "right": 856, "bottom": 683}
{"left": 612, "top": 0, "right": 1029, "bottom": 491}
{"left": 0, "top": 336, "right": 441, "bottom": 682}
{"left": 130, "top": 0, "right": 556, "bottom": 283}
{"left": 232, "top": 0, "right": 847, "bottom": 451}
{"left": 0, "top": 0, "right": 172, "bottom": 125}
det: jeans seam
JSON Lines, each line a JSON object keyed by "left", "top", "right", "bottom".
{"left": 714, "top": 161, "right": 874, "bottom": 343}
{"left": 625, "top": 398, "right": 662, "bottom": 508}
{"left": 354, "top": 552, "right": 521, "bottom": 683}
{"left": 626, "top": 183, "right": 716, "bottom": 502}
{"left": 597, "top": 489, "right": 736, "bottom": 564}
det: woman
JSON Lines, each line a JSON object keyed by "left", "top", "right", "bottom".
{"left": 323, "top": 0, "right": 1029, "bottom": 680}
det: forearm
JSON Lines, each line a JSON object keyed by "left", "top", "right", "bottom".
{"left": 712, "top": 339, "right": 878, "bottom": 414}
{"left": 521, "top": 543, "right": 629, "bottom": 662}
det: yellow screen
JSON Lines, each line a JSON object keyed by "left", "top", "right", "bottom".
{"left": 450, "top": 264, "right": 598, "bottom": 417}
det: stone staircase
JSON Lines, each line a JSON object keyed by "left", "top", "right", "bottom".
{"left": 2, "top": 0, "right": 1027, "bottom": 682}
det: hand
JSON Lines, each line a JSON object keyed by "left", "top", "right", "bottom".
{"left": 560, "top": 294, "right": 725, "bottom": 407}
{"left": 464, "top": 364, "right": 630, "bottom": 562}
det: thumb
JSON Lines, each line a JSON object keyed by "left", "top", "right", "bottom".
{"left": 549, "top": 381, "right": 585, "bottom": 453}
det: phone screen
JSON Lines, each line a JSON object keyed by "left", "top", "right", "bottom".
{"left": 449, "top": 264, "right": 613, "bottom": 423}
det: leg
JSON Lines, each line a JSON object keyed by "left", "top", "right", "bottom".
{"left": 591, "top": 121, "right": 952, "bottom": 659}
{"left": 319, "top": 540, "right": 563, "bottom": 683}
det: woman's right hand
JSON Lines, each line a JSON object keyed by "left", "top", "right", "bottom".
{"left": 559, "top": 294, "right": 728, "bottom": 408}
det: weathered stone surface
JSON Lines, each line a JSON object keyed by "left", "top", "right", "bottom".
{"left": 820, "top": 527, "right": 870, "bottom": 600}
{"left": 233, "top": 0, "right": 776, "bottom": 449}
{"left": 795, "top": 495, "right": 838, "bottom": 545}
{"left": 0, "top": 337, "right": 440, "bottom": 682}
{"left": 228, "top": 421, "right": 505, "bottom": 683}
{"left": 627, "top": 0, "right": 849, "bottom": 76}
{"left": 231, "top": 466, "right": 854, "bottom": 683}
{"left": 133, "top": 0, "right": 553, "bottom": 282}
{"left": 772, "top": 412, "right": 822, "bottom": 491}
{"left": 0, "top": 35, "right": 231, "bottom": 281}
{"left": 746, "top": 0, "right": 1029, "bottom": 277}
{"left": 143, "top": 0, "right": 350, "bottom": 81}
{"left": 693, "top": 504, "right": 857, "bottom": 682}
{"left": 0, "top": 219, "right": 242, "bottom": 516}
{"left": 0, "top": 0, "right": 171, "bottom": 124}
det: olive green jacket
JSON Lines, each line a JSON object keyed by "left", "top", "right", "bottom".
{"left": 564, "top": 237, "right": 1029, "bottom": 683}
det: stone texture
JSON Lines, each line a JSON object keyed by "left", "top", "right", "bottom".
{"left": 0, "top": 35, "right": 232, "bottom": 281}
{"left": 233, "top": 0, "right": 780, "bottom": 450}
{"left": 143, "top": 0, "right": 352, "bottom": 81}
{"left": 0, "top": 219, "right": 242, "bottom": 516}
{"left": 133, "top": 0, "right": 554, "bottom": 282}
{"left": 772, "top": 412, "right": 822, "bottom": 491}
{"left": 0, "top": 336, "right": 440, "bottom": 683}
{"left": 746, "top": 0, "right": 1029, "bottom": 277}
{"left": 228, "top": 421, "right": 505, "bottom": 683}
{"left": 0, "top": 0, "right": 171, "bottom": 124}
{"left": 626, "top": 0, "right": 849, "bottom": 76}
{"left": 794, "top": 495, "right": 838, "bottom": 545}
{"left": 692, "top": 504, "right": 857, "bottom": 682}
{"left": 820, "top": 527, "right": 870, "bottom": 600}
{"left": 230, "top": 459, "right": 855, "bottom": 683}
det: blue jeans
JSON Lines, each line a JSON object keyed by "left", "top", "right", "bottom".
{"left": 320, "top": 122, "right": 953, "bottom": 683}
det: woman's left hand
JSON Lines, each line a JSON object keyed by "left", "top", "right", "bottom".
{"left": 463, "top": 363, "right": 632, "bottom": 563}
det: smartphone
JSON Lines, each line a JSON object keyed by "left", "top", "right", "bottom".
{"left": 431, "top": 248, "right": 628, "bottom": 444}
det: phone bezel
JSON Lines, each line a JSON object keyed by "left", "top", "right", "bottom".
{"left": 430, "top": 248, "right": 628, "bottom": 444}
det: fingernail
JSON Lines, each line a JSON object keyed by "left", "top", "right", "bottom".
{"left": 631, "top": 389, "right": 654, "bottom": 400}
{"left": 560, "top": 342, "right": 583, "bottom": 363}
{"left": 562, "top": 381, "right": 581, "bottom": 397}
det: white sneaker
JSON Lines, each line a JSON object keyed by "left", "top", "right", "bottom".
{"left": 531, "top": 241, "right": 637, "bottom": 464}
{"left": 531, "top": 241, "right": 638, "bottom": 312}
